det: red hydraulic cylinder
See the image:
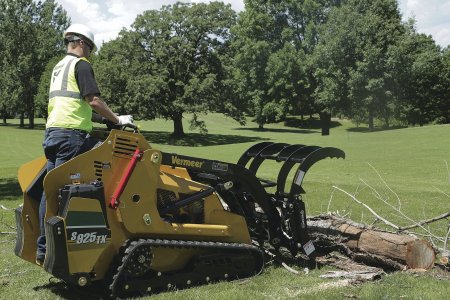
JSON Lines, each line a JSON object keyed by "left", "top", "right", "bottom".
{"left": 110, "top": 148, "right": 142, "bottom": 208}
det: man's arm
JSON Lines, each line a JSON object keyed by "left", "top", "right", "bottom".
{"left": 85, "top": 94, "right": 120, "bottom": 124}
{"left": 76, "top": 61, "right": 134, "bottom": 126}
{"left": 86, "top": 95, "right": 134, "bottom": 126}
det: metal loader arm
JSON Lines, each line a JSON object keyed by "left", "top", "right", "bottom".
{"left": 160, "top": 152, "right": 282, "bottom": 245}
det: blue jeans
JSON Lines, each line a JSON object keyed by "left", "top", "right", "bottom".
{"left": 37, "top": 128, "right": 91, "bottom": 258}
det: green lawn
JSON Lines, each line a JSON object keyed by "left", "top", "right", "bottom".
{"left": 1, "top": 115, "right": 449, "bottom": 299}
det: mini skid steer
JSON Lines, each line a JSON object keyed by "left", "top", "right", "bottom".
{"left": 15, "top": 124, "right": 344, "bottom": 297}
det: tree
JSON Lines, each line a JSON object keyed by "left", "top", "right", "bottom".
{"left": 314, "top": 0, "right": 404, "bottom": 129}
{"left": 93, "top": 35, "right": 137, "bottom": 118}
{"left": 0, "top": 0, "right": 68, "bottom": 127}
{"left": 312, "top": 3, "right": 359, "bottom": 120}
{"left": 231, "top": 0, "right": 340, "bottom": 129}
{"left": 442, "top": 47, "right": 450, "bottom": 122}
{"left": 387, "top": 20, "right": 447, "bottom": 126}
{"left": 35, "top": 54, "right": 65, "bottom": 120}
{"left": 95, "top": 2, "right": 237, "bottom": 137}
{"left": 265, "top": 43, "right": 307, "bottom": 122}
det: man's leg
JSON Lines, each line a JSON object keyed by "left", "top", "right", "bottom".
{"left": 36, "top": 130, "right": 56, "bottom": 265}
{"left": 36, "top": 188, "right": 50, "bottom": 264}
{"left": 36, "top": 129, "right": 87, "bottom": 265}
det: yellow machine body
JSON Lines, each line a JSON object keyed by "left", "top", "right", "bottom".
{"left": 15, "top": 127, "right": 344, "bottom": 297}
{"left": 16, "top": 129, "right": 251, "bottom": 282}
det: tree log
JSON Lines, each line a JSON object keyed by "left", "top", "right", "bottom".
{"left": 308, "top": 215, "right": 436, "bottom": 271}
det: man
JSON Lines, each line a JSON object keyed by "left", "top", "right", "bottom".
{"left": 36, "top": 24, "right": 134, "bottom": 265}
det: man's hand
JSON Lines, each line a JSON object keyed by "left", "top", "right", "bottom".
{"left": 117, "top": 115, "right": 134, "bottom": 126}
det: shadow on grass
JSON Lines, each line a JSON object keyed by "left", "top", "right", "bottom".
{"left": 140, "top": 130, "right": 267, "bottom": 146}
{"left": 1, "top": 123, "right": 46, "bottom": 131}
{"left": 233, "top": 127, "right": 317, "bottom": 134}
{"left": 232, "top": 117, "right": 342, "bottom": 134}
{"left": 0, "top": 178, "right": 21, "bottom": 201}
{"left": 34, "top": 281, "right": 105, "bottom": 300}
{"left": 346, "top": 125, "right": 408, "bottom": 133}
{"left": 283, "top": 117, "right": 342, "bottom": 130}
{"left": 1, "top": 124, "right": 268, "bottom": 146}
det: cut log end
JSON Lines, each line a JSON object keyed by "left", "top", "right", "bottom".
{"left": 406, "top": 240, "right": 435, "bottom": 270}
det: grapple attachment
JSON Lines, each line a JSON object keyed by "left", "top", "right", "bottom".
{"left": 162, "top": 141, "right": 345, "bottom": 257}
{"left": 235, "top": 142, "right": 345, "bottom": 255}
{"left": 238, "top": 142, "right": 345, "bottom": 196}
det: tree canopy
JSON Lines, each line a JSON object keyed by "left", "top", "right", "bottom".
{"left": 314, "top": 0, "right": 404, "bottom": 129}
{"left": 95, "top": 2, "right": 237, "bottom": 137}
{"left": 231, "top": 0, "right": 342, "bottom": 128}
{"left": 0, "top": 0, "right": 68, "bottom": 127}
{"left": 2, "top": 0, "right": 449, "bottom": 134}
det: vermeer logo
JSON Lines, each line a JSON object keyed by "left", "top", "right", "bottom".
{"left": 171, "top": 156, "right": 205, "bottom": 168}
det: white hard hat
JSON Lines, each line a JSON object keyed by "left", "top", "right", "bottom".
{"left": 64, "top": 23, "right": 96, "bottom": 51}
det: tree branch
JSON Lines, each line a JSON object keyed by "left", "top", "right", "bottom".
{"left": 332, "top": 185, "right": 400, "bottom": 230}
{"left": 398, "top": 211, "right": 450, "bottom": 231}
{"left": 0, "top": 205, "right": 13, "bottom": 211}
{"left": 368, "top": 163, "right": 402, "bottom": 210}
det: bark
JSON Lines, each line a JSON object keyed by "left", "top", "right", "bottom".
{"left": 20, "top": 114, "right": 24, "bottom": 127}
{"left": 368, "top": 106, "right": 374, "bottom": 130}
{"left": 172, "top": 112, "right": 184, "bottom": 137}
{"left": 28, "top": 110, "right": 34, "bottom": 129}
{"left": 1, "top": 106, "right": 5, "bottom": 125}
{"left": 317, "top": 253, "right": 385, "bottom": 282}
{"left": 308, "top": 215, "right": 436, "bottom": 271}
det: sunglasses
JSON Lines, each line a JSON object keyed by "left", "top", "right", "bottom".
{"left": 65, "top": 36, "right": 94, "bottom": 52}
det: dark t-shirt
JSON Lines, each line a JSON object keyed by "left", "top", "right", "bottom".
{"left": 68, "top": 53, "right": 101, "bottom": 98}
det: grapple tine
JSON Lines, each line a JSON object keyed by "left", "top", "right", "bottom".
{"left": 275, "top": 144, "right": 306, "bottom": 161}
{"left": 248, "top": 143, "right": 289, "bottom": 175}
{"left": 290, "top": 147, "right": 345, "bottom": 195}
{"left": 276, "top": 146, "right": 320, "bottom": 196}
{"left": 237, "top": 142, "right": 273, "bottom": 167}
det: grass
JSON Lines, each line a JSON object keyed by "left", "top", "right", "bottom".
{"left": 1, "top": 114, "right": 450, "bottom": 299}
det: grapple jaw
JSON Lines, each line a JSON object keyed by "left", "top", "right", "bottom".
{"left": 237, "top": 142, "right": 345, "bottom": 256}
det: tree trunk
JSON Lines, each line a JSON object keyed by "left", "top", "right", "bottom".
{"left": 172, "top": 113, "right": 184, "bottom": 137}
{"left": 308, "top": 215, "right": 435, "bottom": 271}
{"left": 20, "top": 114, "right": 24, "bottom": 128}
{"left": 384, "top": 107, "right": 389, "bottom": 129}
{"left": 368, "top": 106, "right": 374, "bottom": 130}
{"left": 320, "top": 111, "right": 331, "bottom": 136}
{"left": 28, "top": 110, "right": 34, "bottom": 129}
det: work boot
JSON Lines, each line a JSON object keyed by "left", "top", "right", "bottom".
{"left": 36, "top": 254, "right": 45, "bottom": 266}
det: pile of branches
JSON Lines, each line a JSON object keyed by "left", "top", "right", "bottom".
{"left": 289, "top": 162, "right": 450, "bottom": 285}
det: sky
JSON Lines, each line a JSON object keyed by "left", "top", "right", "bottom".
{"left": 55, "top": 0, "right": 450, "bottom": 49}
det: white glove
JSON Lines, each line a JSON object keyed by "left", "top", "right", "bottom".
{"left": 116, "top": 115, "right": 134, "bottom": 126}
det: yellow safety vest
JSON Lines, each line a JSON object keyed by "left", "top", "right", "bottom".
{"left": 46, "top": 55, "right": 93, "bottom": 132}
